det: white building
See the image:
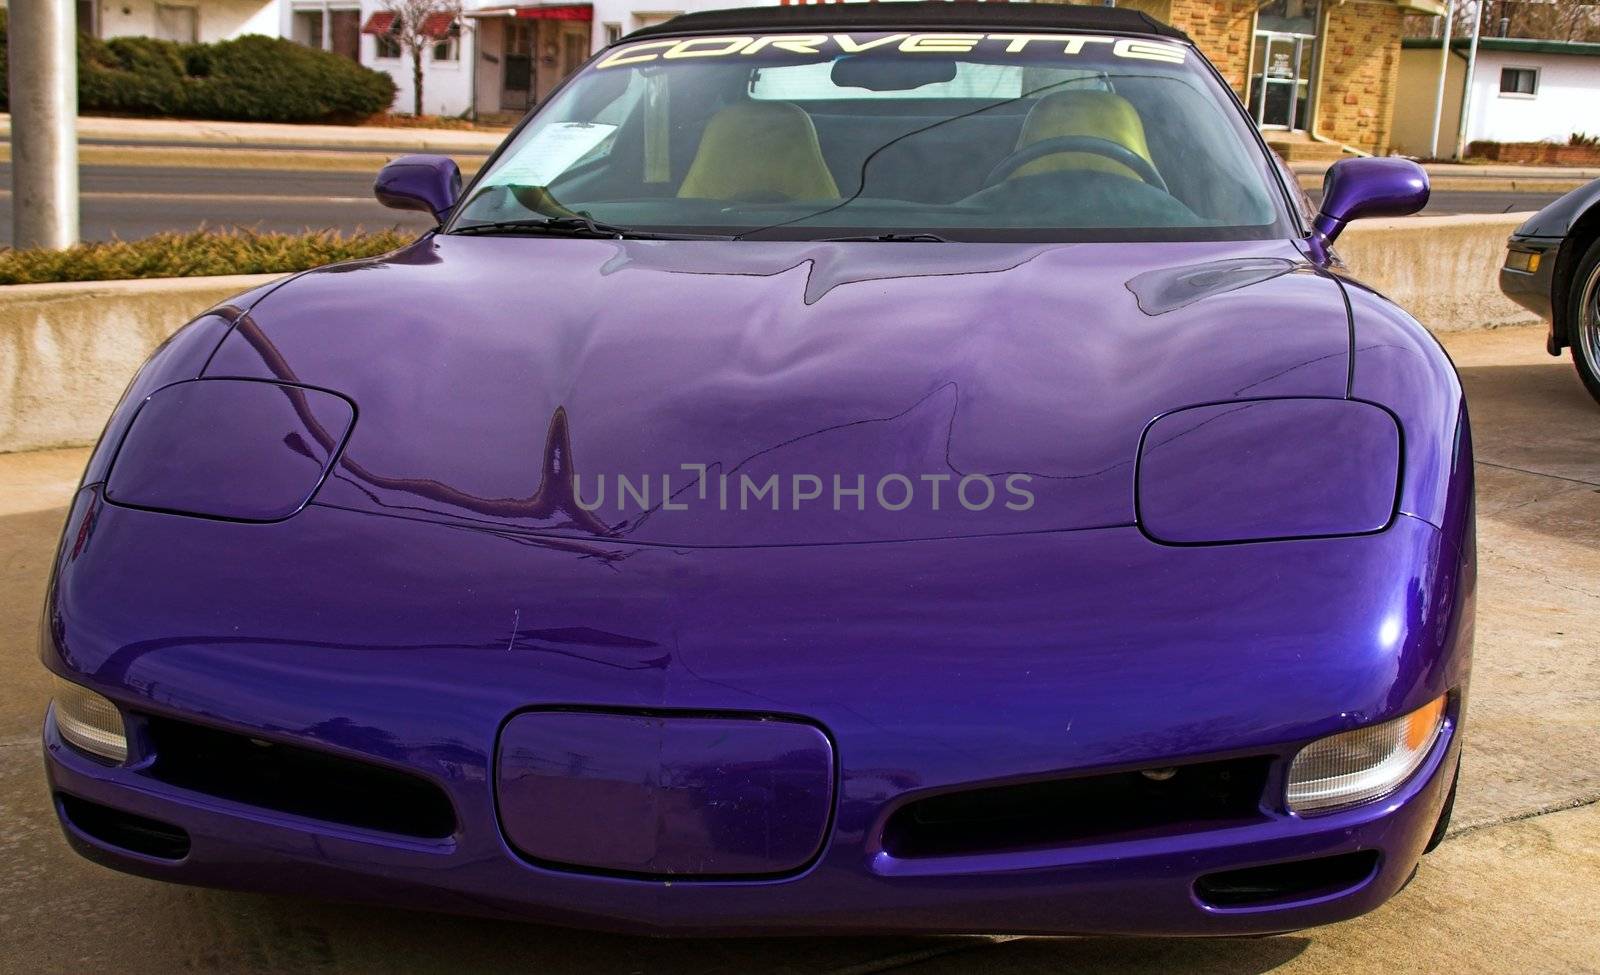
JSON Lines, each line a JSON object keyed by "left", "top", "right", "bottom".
{"left": 65, "top": 0, "right": 780, "bottom": 117}
{"left": 269, "top": 0, "right": 782, "bottom": 118}
{"left": 76, "top": 0, "right": 279, "bottom": 43}
{"left": 68, "top": 0, "right": 1031, "bottom": 120}
{"left": 1393, "top": 36, "right": 1600, "bottom": 155}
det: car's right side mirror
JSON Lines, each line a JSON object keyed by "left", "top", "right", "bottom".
{"left": 1310, "top": 157, "right": 1429, "bottom": 261}
{"left": 374, "top": 154, "right": 463, "bottom": 224}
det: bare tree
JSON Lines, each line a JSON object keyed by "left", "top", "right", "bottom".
{"left": 1466, "top": 0, "right": 1596, "bottom": 41}
{"left": 382, "top": 0, "right": 465, "bottom": 116}
{"left": 1408, "top": 0, "right": 1600, "bottom": 41}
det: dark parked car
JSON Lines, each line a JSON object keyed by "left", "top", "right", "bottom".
{"left": 1499, "top": 178, "right": 1600, "bottom": 404}
{"left": 42, "top": 2, "right": 1472, "bottom": 937}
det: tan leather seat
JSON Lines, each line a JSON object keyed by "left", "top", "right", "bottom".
{"left": 1010, "top": 91, "right": 1156, "bottom": 183}
{"left": 678, "top": 101, "right": 840, "bottom": 201}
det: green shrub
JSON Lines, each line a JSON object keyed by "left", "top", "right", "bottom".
{"left": 0, "top": 229, "right": 415, "bottom": 285}
{"left": 172, "top": 35, "right": 399, "bottom": 122}
{"left": 0, "top": 11, "right": 396, "bottom": 123}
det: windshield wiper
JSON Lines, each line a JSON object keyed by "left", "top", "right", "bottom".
{"left": 816, "top": 232, "right": 951, "bottom": 243}
{"left": 452, "top": 216, "right": 716, "bottom": 240}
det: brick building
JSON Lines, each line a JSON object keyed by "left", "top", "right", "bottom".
{"left": 1052, "top": 0, "right": 1446, "bottom": 158}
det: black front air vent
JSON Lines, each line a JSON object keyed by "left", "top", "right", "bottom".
{"left": 882, "top": 756, "right": 1271, "bottom": 859}
{"left": 1195, "top": 850, "right": 1381, "bottom": 908}
{"left": 57, "top": 793, "right": 191, "bottom": 860}
{"left": 143, "top": 716, "right": 457, "bottom": 840}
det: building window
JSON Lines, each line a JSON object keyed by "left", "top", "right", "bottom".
{"left": 153, "top": 3, "right": 198, "bottom": 43}
{"left": 1255, "top": 0, "right": 1321, "bottom": 35}
{"left": 376, "top": 17, "right": 402, "bottom": 59}
{"left": 76, "top": 0, "right": 97, "bottom": 36}
{"left": 631, "top": 12, "right": 682, "bottom": 31}
{"left": 1499, "top": 67, "right": 1538, "bottom": 97}
{"left": 294, "top": 4, "right": 361, "bottom": 61}
{"left": 604, "top": 22, "right": 622, "bottom": 44}
{"left": 292, "top": 9, "right": 325, "bottom": 48}
{"left": 432, "top": 20, "right": 461, "bottom": 62}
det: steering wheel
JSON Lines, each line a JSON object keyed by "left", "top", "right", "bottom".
{"left": 983, "top": 135, "right": 1169, "bottom": 193}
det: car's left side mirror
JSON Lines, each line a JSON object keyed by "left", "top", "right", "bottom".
{"left": 374, "top": 154, "right": 462, "bottom": 223}
{"left": 1310, "top": 157, "right": 1429, "bottom": 260}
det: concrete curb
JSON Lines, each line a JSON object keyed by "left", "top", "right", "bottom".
{"left": 0, "top": 214, "right": 1545, "bottom": 455}
{"left": 0, "top": 273, "right": 282, "bottom": 454}
{"left": 1338, "top": 212, "right": 1541, "bottom": 333}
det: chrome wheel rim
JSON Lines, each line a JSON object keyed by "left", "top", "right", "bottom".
{"left": 1582, "top": 260, "right": 1600, "bottom": 379}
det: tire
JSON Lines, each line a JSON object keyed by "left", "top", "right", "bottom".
{"left": 1570, "top": 236, "right": 1600, "bottom": 407}
{"left": 1423, "top": 761, "right": 1459, "bottom": 855}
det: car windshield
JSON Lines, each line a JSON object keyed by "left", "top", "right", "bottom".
{"left": 449, "top": 30, "right": 1289, "bottom": 242}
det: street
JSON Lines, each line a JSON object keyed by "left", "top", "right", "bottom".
{"left": 0, "top": 162, "right": 1569, "bottom": 244}
{"left": 2, "top": 323, "right": 1597, "bottom": 974}
{"left": 0, "top": 163, "right": 436, "bottom": 244}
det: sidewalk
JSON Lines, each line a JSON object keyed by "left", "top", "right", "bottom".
{"left": 1291, "top": 159, "right": 1597, "bottom": 193}
{"left": 1291, "top": 160, "right": 1600, "bottom": 179}
{"left": 0, "top": 113, "right": 509, "bottom": 155}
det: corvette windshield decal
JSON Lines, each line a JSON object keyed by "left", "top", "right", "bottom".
{"left": 594, "top": 33, "right": 1189, "bottom": 70}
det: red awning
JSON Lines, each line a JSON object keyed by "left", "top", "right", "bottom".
{"left": 359, "top": 11, "right": 396, "bottom": 34}
{"left": 466, "top": 4, "right": 593, "bottom": 21}
{"left": 514, "top": 4, "right": 591, "bottom": 20}
{"left": 419, "top": 11, "right": 456, "bottom": 38}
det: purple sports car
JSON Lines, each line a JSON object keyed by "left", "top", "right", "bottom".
{"left": 42, "top": 3, "right": 1473, "bottom": 937}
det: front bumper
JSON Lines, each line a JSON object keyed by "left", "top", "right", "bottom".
{"left": 41, "top": 488, "right": 1473, "bottom": 936}
{"left": 1498, "top": 233, "right": 1562, "bottom": 351}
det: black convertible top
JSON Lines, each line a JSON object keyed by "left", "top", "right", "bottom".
{"left": 624, "top": 2, "right": 1189, "bottom": 45}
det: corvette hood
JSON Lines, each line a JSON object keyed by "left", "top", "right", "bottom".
{"left": 205, "top": 234, "right": 1351, "bottom": 546}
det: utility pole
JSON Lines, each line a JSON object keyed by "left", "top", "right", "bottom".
{"left": 1455, "top": 0, "right": 1483, "bottom": 161}
{"left": 9, "top": 0, "right": 79, "bottom": 250}
{"left": 1429, "top": 0, "right": 1454, "bottom": 159}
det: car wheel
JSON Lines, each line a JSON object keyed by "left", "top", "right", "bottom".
{"left": 1571, "top": 237, "right": 1600, "bottom": 406}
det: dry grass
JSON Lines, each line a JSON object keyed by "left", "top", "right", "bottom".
{"left": 357, "top": 112, "right": 514, "bottom": 132}
{"left": 0, "top": 228, "right": 416, "bottom": 285}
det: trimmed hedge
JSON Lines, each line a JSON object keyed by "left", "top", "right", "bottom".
{"left": 1466, "top": 140, "right": 1600, "bottom": 167}
{"left": 0, "top": 12, "right": 396, "bottom": 123}
{"left": 0, "top": 229, "right": 414, "bottom": 285}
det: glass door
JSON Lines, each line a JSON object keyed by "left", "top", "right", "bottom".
{"left": 1250, "top": 34, "right": 1313, "bottom": 130}
{"left": 502, "top": 22, "right": 536, "bottom": 112}
{"left": 1248, "top": 0, "right": 1320, "bottom": 132}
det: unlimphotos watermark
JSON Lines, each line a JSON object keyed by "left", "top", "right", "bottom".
{"left": 572, "top": 467, "right": 1035, "bottom": 514}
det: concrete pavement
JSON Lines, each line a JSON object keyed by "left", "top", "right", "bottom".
{"left": 1, "top": 324, "right": 1596, "bottom": 973}
{"left": 0, "top": 163, "right": 436, "bottom": 245}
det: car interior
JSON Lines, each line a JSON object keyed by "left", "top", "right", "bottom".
{"left": 461, "top": 53, "right": 1282, "bottom": 236}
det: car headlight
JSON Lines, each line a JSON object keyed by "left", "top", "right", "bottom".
{"left": 1502, "top": 247, "right": 1540, "bottom": 273}
{"left": 52, "top": 677, "right": 129, "bottom": 763}
{"left": 1137, "top": 398, "right": 1400, "bottom": 544}
{"left": 1286, "top": 695, "right": 1447, "bottom": 815}
{"left": 105, "top": 379, "right": 354, "bottom": 522}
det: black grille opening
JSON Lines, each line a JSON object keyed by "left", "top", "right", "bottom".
{"left": 143, "top": 716, "right": 456, "bottom": 840}
{"left": 1195, "top": 850, "right": 1381, "bottom": 908}
{"left": 58, "top": 793, "right": 191, "bottom": 860}
{"left": 882, "top": 756, "right": 1271, "bottom": 859}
